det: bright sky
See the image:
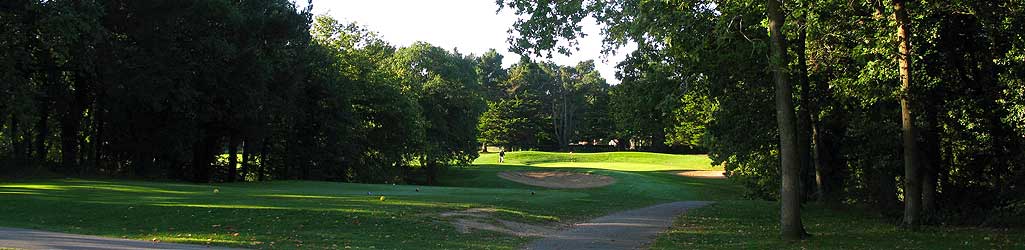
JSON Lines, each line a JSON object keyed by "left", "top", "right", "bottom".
{"left": 307, "top": 0, "right": 635, "bottom": 84}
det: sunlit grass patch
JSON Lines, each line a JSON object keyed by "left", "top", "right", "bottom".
{"left": 475, "top": 151, "right": 719, "bottom": 171}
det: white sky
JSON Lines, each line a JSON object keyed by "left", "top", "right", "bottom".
{"left": 306, "top": 0, "right": 634, "bottom": 84}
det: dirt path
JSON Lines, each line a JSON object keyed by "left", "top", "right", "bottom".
{"left": 673, "top": 170, "right": 726, "bottom": 179}
{"left": 523, "top": 201, "right": 713, "bottom": 250}
{"left": 0, "top": 227, "right": 241, "bottom": 250}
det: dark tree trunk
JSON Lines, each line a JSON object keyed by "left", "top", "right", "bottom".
{"left": 258, "top": 137, "right": 270, "bottom": 181}
{"left": 869, "top": 165, "right": 901, "bottom": 214}
{"left": 35, "top": 100, "right": 51, "bottom": 164}
{"left": 893, "top": 0, "right": 921, "bottom": 228}
{"left": 61, "top": 72, "right": 91, "bottom": 174}
{"left": 812, "top": 122, "right": 841, "bottom": 202}
{"left": 91, "top": 103, "right": 103, "bottom": 175}
{"left": 425, "top": 160, "right": 438, "bottom": 185}
{"left": 227, "top": 132, "right": 239, "bottom": 182}
{"left": 240, "top": 138, "right": 252, "bottom": 181}
{"left": 766, "top": 0, "right": 807, "bottom": 241}
{"left": 795, "top": 16, "right": 815, "bottom": 202}
{"left": 191, "top": 133, "right": 218, "bottom": 183}
{"left": 134, "top": 149, "right": 152, "bottom": 177}
{"left": 651, "top": 132, "right": 668, "bottom": 153}
{"left": 60, "top": 107, "right": 82, "bottom": 174}
{"left": 10, "top": 114, "right": 22, "bottom": 161}
{"left": 921, "top": 104, "right": 942, "bottom": 216}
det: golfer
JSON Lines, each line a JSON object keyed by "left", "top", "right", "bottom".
{"left": 499, "top": 150, "right": 505, "bottom": 163}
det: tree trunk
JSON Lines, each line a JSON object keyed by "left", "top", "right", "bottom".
{"left": 241, "top": 138, "right": 252, "bottom": 181}
{"left": 191, "top": 133, "right": 217, "bottom": 183}
{"left": 812, "top": 122, "right": 831, "bottom": 201}
{"left": 425, "top": 155, "right": 438, "bottom": 185}
{"left": 60, "top": 107, "right": 82, "bottom": 173}
{"left": 893, "top": 0, "right": 921, "bottom": 228}
{"left": 35, "top": 100, "right": 51, "bottom": 164}
{"left": 651, "top": 132, "right": 668, "bottom": 153}
{"left": 227, "top": 132, "right": 239, "bottom": 182}
{"left": 10, "top": 114, "right": 22, "bottom": 161}
{"left": 257, "top": 137, "right": 270, "bottom": 182}
{"left": 766, "top": 0, "right": 807, "bottom": 241}
{"left": 61, "top": 71, "right": 91, "bottom": 174}
{"left": 869, "top": 164, "right": 901, "bottom": 214}
{"left": 921, "top": 104, "right": 941, "bottom": 216}
{"left": 795, "top": 15, "right": 815, "bottom": 201}
{"left": 134, "top": 149, "right": 152, "bottom": 177}
{"left": 91, "top": 104, "right": 103, "bottom": 175}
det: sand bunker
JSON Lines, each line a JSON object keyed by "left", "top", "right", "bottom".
{"left": 673, "top": 170, "right": 726, "bottom": 179}
{"left": 440, "top": 208, "right": 556, "bottom": 237}
{"left": 497, "top": 171, "right": 616, "bottom": 189}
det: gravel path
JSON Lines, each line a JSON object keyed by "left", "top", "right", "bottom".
{"left": 524, "top": 201, "right": 713, "bottom": 250}
{"left": 0, "top": 227, "right": 241, "bottom": 250}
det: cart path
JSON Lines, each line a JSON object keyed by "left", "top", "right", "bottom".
{"left": 523, "top": 201, "right": 713, "bottom": 250}
{"left": 0, "top": 227, "right": 242, "bottom": 250}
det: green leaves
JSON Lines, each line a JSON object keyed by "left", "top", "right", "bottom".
{"left": 386, "top": 42, "right": 486, "bottom": 173}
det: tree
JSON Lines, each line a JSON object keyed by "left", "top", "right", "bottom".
{"left": 386, "top": 42, "right": 486, "bottom": 184}
{"left": 499, "top": 0, "right": 809, "bottom": 238}
{"left": 892, "top": 0, "right": 921, "bottom": 227}
{"left": 478, "top": 98, "right": 545, "bottom": 150}
{"left": 308, "top": 15, "right": 422, "bottom": 182}
{"left": 766, "top": 0, "right": 807, "bottom": 240}
{"left": 475, "top": 49, "right": 509, "bottom": 101}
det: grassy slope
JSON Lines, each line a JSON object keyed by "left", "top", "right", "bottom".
{"left": 474, "top": 151, "right": 720, "bottom": 171}
{"left": 0, "top": 152, "right": 731, "bottom": 250}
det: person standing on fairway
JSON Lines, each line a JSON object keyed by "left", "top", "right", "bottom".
{"left": 499, "top": 150, "right": 505, "bottom": 163}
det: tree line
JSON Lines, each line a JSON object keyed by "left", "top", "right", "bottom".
{"left": 475, "top": 53, "right": 710, "bottom": 153}
{"left": 1, "top": 0, "right": 646, "bottom": 184}
{"left": 500, "top": 0, "right": 1025, "bottom": 237}
{"left": 476, "top": 54, "right": 616, "bottom": 152}
{"left": 0, "top": 0, "right": 493, "bottom": 184}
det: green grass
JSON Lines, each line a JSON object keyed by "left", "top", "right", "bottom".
{"left": 650, "top": 201, "right": 1025, "bottom": 250}
{"left": 0, "top": 152, "right": 735, "bottom": 250}
{"left": 2, "top": 151, "right": 1021, "bottom": 249}
{"left": 474, "top": 151, "right": 720, "bottom": 171}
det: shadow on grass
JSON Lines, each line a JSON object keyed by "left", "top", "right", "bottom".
{"left": 650, "top": 200, "right": 1025, "bottom": 250}
{"left": 0, "top": 179, "right": 536, "bottom": 249}
{"left": 0, "top": 161, "right": 744, "bottom": 250}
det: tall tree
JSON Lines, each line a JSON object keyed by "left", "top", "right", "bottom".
{"left": 766, "top": 0, "right": 807, "bottom": 240}
{"left": 893, "top": 0, "right": 921, "bottom": 227}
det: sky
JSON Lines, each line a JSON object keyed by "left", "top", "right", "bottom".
{"left": 307, "top": 0, "right": 635, "bottom": 84}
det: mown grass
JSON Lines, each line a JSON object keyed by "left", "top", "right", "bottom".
{"left": 3, "top": 151, "right": 1020, "bottom": 250}
{"left": 474, "top": 151, "right": 720, "bottom": 171}
{"left": 0, "top": 152, "right": 732, "bottom": 250}
{"left": 651, "top": 201, "right": 1025, "bottom": 249}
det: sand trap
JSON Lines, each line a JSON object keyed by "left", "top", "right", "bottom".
{"left": 673, "top": 170, "right": 727, "bottom": 179}
{"left": 497, "top": 171, "right": 616, "bottom": 189}
{"left": 440, "top": 208, "right": 556, "bottom": 237}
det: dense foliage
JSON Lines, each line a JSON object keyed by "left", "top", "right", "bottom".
{"left": 499, "top": 0, "right": 1025, "bottom": 230}
{"left": 0, "top": 0, "right": 630, "bottom": 185}
{"left": 476, "top": 57, "right": 616, "bottom": 151}
{"left": 0, "top": 0, "right": 492, "bottom": 184}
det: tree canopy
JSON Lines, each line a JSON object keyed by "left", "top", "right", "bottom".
{"left": 500, "top": 0, "right": 1025, "bottom": 236}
